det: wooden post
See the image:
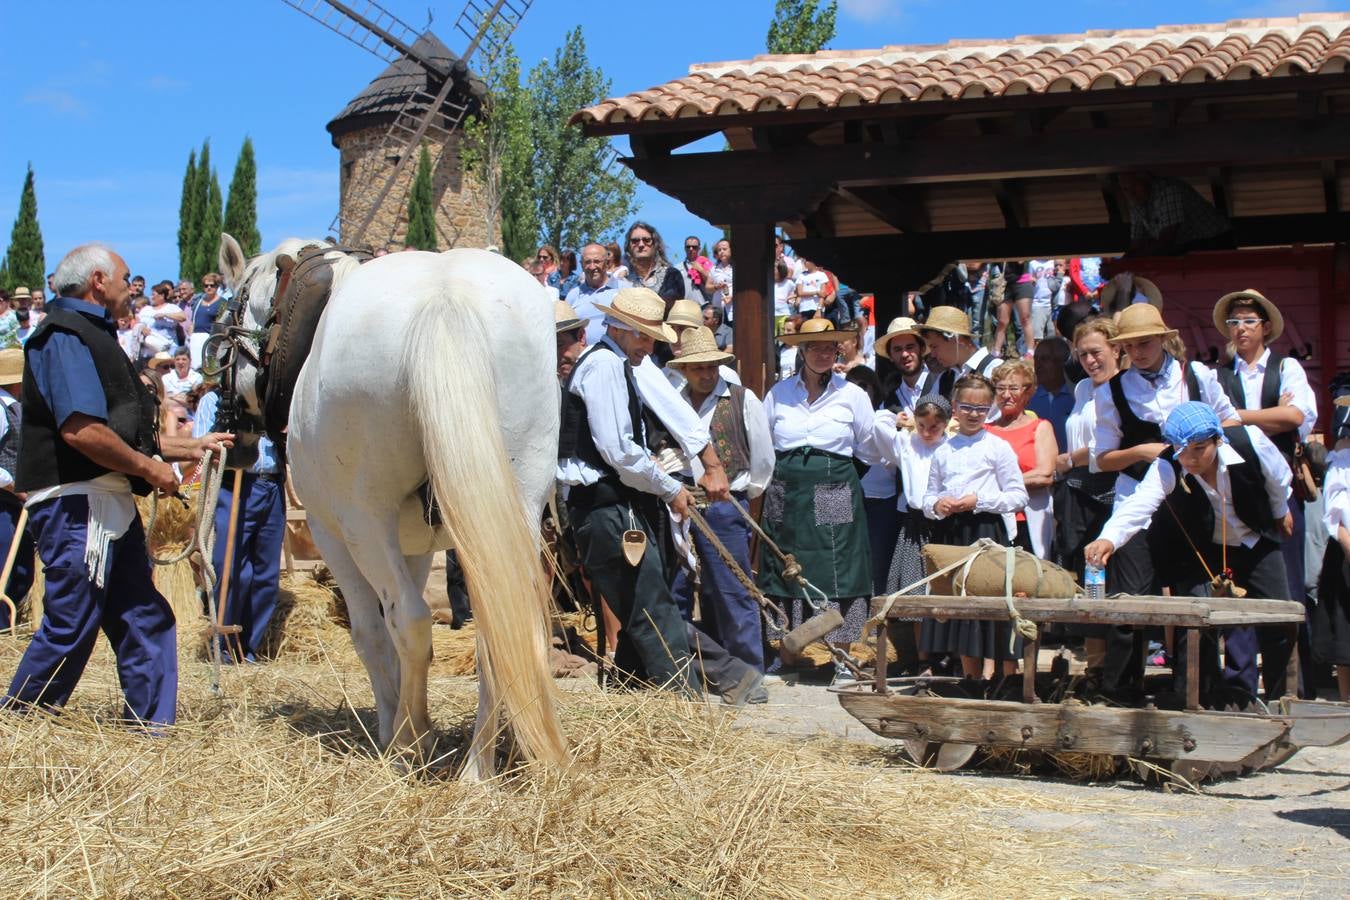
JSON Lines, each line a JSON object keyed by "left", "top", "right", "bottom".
{"left": 1186, "top": 628, "right": 1201, "bottom": 711}
{"left": 729, "top": 223, "right": 774, "bottom": 398}
{"left": 1022, "top": 626, "right": 1039, "bottom": 704}
{"left": 874, "top": 614, "right": 889, "bottom": 696}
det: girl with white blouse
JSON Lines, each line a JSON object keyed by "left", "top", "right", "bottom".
{"left": 923, "top": 374, "right": 1029, "bottom": 678}
{"left": 1313, "top": 403, "right": 1350, "bottom": 701}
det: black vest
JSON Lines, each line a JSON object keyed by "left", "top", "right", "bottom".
{"left": 1107, "top": 361, "right": 1202, "bottom": 481}
{"left": 936, "top": 351, "right": 998, "bottom": 399}
{"left": 1147, "top": 425, "right": 1280, "bottom": 579}
{"left": 0, "top": 400, "right": 19, "bottom": 484}
{"left": 1215, "top": 351, "right": 1296, "bottom": 456}
{"left": 557, "top": 341, "right": 646, "bottom": 482}
{"left": 16, "top": 307, "right": 159, "bottom": 495}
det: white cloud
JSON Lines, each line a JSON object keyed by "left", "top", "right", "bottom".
{"left": 838, "top": 0, "right": 907, "bottom": 23}
{"left": 21, "top": 89, "right": 87, "bottom": 117}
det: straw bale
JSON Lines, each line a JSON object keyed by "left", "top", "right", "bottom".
{"left": 0, "top": 631, "right": 1088, "bottom": 898}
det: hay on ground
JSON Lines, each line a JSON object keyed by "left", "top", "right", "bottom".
{"left": 0, "top": 630, "right": 1088, "bottom": 897}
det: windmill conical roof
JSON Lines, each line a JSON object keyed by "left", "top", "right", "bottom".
{"left": 326, "top": 31, "right": 485, "bottom": 145}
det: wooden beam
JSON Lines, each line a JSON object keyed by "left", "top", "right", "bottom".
{"left": 835, "top": 185, "right": 930, "bottom": 233}
{"left": 1097, "top": 173, "right": 1124, "bottom": 225}
{"left": 1208, "top": 166, "right": 1233, "bottom": 219}
{"left": 991, "top": 179, "right": 1027, "bottom": 230}
{"left": 625, "top": 115, "right": 1350, "bottom": 193}
{"left": 628, "top": 130, "right": 717, "bottom": 159}
{"left": 728, "top": 224, "right": 774, "bottom": 397}
{"left": 1323, "top": 160, "right": 1341, "bottom": 213}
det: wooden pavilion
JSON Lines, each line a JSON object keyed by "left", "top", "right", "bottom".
{"left": 571, "top": 14, "right": 1350, "bottom": 402}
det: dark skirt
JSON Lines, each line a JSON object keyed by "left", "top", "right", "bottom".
{"left": 886, "top": 507, "right": 934, "bottom": 621}
{"left": 759, "top": 447, "right": 872, "bottom": 644}
{"left": 920, "top": 511, "right": 1022, "bottom": 661}
{"left": 1311, "top": 540, "right": 1350, "bottom": 666}
{"left": 1053, "top": 472, "right": 1115, "bottom": 638}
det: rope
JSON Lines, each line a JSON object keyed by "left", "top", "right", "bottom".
{"left": 145, "top": 449, "right": 229, "bottom": 692}
{"left": 724, "top": 493, "right": 831, "bottom": 614}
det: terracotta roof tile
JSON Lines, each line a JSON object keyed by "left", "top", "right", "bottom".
{"left": 574, "top": 14, "right": 1350, "bottom": 128}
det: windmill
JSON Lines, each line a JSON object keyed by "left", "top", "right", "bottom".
{"left": 283, "top": 0, "right": 531, "bottom": 250}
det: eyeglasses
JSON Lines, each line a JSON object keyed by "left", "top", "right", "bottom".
{"left": 536, "top": 254, "right": 552, "bottom": 261}
{"left": 994, "top": 383, "right": 1031, "bottom": 395}
{"left": 684, "top": 244, "right": 700, "bottom": 251}
{"left": 955, "top": 403, "right": 991, "bottom": 416}
{"left": 1224, "top": 317, "right": 1263, "bottom": 329}
{"left": 203, "top": 283, "right": 219, "bottom": 288}
{"left": 629, "top": 236, "right": 654, "bottom": 246}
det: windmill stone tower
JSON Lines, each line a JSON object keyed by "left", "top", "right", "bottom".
{"left": 326, "top": 32, "right": 496, "bottom": 251}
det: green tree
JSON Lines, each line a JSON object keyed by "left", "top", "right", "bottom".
{"left": 0, "top": 164, "right": 45, "bottom": 293}
{"left": 185, "top": 140, "right": 223, "bottom": 282}
{"left": 223, "top": 136, "right": 261, "bottom": 257}
{"left": 404, "top": 144, "right": 437, "bottom": 250}
{"left": 461, "top": 36, "right": 536, "bottom": 261}
{"left": 527, "top": 26, "right": 637, "bottom": 255}
{"left": 177, "top": 149, "right": 199, "bottom": 280}
{"left": 766, "top": 0, "right": 837, "bottom": 54}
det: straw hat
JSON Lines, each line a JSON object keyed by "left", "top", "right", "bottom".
{"left": 1108, "top": 304, "right": 1178, "bottom": 344}
{"left": 1336, "top": 394, "right": 1350, "bottom": 407}
{"left": 917, "top": 306, "right": 974, "bottom": 339}
{"left": 780, "top": 317, "right": 854, "bottom": 345}
{"left": 11, "top": 286, "right": 29, "bottom": 301}
{"left": 668, "top": 326, "right": 734, "bottom": 367}
{"left": 666, "top": 299, "right": 703, "bottom": 330}
{"left": 1212, "top": 289, "right": 1284, "bottom": 342}
{"left": 1100, "top": 275, "right": 1163, "bottom": 314}
{"left": 0, "top": 349, "right": 23, "bottom": 385}
{"left": 148, "top": 351, "right": 176, "bottom": 370}
{"left": 594, "top": 287, "right": 677, "bottom": 343}
{"left": 874, "top": 316, "right": 925, "bottom": 357}
{"left": 553, "top": 300, "right": 584, "bottom": 334}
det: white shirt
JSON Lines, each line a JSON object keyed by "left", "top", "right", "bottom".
{"left": 556, "top": 338, "right": 684, "bottom": 501}
{"left": 1098, "top": 425, "right": 1291, "bottom": 550}
{"left": 566, "top": 281, "right": 617, "bottom": 346}
{"left": 889, "top": 368, "right": 939, "bottom": 415}
{"left": 709, "top": 261, "right": 733, "bottom": 311}
{"left": 762, "top": 372, "right": 880, "bottom": 464}
{"left": 795, "top": 270, "right": 828, "bottom": 314}
{"left": 922, "top": 429, "right": 1028, "bottom": 519}
{"left": 632, "top": 356, "right": 711, "bottom": 463}
{"left": 1323, "top": 449, "right": 1350, "bottom": 536}
{"left": 874, "top": 410, "right": 945, "bottom": 510}
{"left": 773, "top": 278, "right": 795, "bottom": 317}
{"left": 1091, "top": 356, "right": 1239, "bottom": 500}
{"left": 677, "top": 377, "right": 774, "bottom": 498}
{"left": 1231, "top": 348, "right": 1318, "bottom": 441}
{"left": 1065, "top": 377, "right": 1099, "bottom": 462}
{"left": 162, "top": 367, "right": 203, "bottom": 396}
{"left": 777, "top": 345, "right": 797, "bottom": 381}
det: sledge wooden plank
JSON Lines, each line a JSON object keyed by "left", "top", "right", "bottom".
{"left": 868, "top": 594, "right": 1304, "bottom": 628}
{"left": 835, "top": 689, "right": 1292, "bottom": 763}
{"left": 1281, "top": 699, "right": 1350, "bottom": 748}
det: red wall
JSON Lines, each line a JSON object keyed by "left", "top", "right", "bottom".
{"left": 1112, "top": 246, "right": 1348, "bottom": 438}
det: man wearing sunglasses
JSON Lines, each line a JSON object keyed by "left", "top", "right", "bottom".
{"left": 1212, "top": 288, "right": 1318, "bottom": 695}
{"left": 681, "top": 236, "right": 712, "bottom": 305}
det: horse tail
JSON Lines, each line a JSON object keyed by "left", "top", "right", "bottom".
{"left": 403, "top": 291, "right": 568, "bottom": 769}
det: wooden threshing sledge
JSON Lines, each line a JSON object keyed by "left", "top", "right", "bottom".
{"left": 833, "top": 546, "right": 1350, "bottom": 784}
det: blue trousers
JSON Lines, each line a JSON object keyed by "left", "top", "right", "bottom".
{"left": 863, "top": 496, "right": 900, "bottom": 598}
{"left": 212, "top": 473, "right": 285, "bottom": 661}
{"left": 0, "top": 497, "right": 35, "bottom": 630}
{"left": 5, "top": 494, "right": 177, "bottom": 726}
{"left": 671, "top": 493, "right": 764, "bottom": 671}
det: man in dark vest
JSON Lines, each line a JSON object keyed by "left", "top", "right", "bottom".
{"left": 5, "top": 243, "right": 232, "bottom": 728}
{"left": 917, "top": 307, "right": 1000, "bottom": 401}
{"left": 667, "top": 326, "right": 775, "bottom": 690}
{"left": 0, "top": 349, "right": 34, "bottom": 630}
{"left": 1212, "top": 289, "right": 1318, "bottom": 694}
{"left": 1086, "top": 402, "right": 1295, "bottom": 705}
{"left": 557, "top": 287, "right": 728, "bottom": 694}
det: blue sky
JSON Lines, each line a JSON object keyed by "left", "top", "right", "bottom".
{"left": 0, "top": 0, "right": 1316, "bottom": 282}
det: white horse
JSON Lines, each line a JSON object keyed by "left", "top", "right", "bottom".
{"left": 218, "top": 235, "right": 567, "bottom": 777}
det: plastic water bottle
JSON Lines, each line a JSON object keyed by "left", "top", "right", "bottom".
{"left": 1084, "top": 564, "right": 1106, "bottom": 601}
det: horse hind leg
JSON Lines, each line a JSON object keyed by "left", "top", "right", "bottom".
{"left": 308, "top": 522, "right": 401, "bottom": 749}
{"left": 345, "top": 522, "right": 436, "bottom": 764}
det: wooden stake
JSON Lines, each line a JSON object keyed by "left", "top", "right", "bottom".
{"left": 216, "top": 469, "right": 245, "bottom": 660}
{"left": 0, "top": 506, "right": 27, "bottom": 635}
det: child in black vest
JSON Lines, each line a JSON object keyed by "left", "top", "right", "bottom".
{"left": 1086, "top": 402, "right": 1295, "bottom": 707}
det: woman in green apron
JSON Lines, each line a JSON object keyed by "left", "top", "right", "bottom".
{"left": 759, "top": 318, "right": 882, "bottom": 679}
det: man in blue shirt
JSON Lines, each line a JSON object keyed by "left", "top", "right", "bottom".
{"left": 565, "top": 243, "right": 617, "bottom": 346}
{"left": 194, "top": 392, "right": 286, "bottom": 663}
{"left": 1028, "top": 337, "right": 1076, "bottom": 453}
{"left": 5, "top": 243, "right": 231, "bottom": 728}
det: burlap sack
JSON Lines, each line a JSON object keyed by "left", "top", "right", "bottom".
{"left": 922, "top": 543, "right": 1079, "bottom": 598}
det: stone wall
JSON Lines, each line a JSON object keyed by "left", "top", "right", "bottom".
{"left": 336, "top": 126, "right": 498, "bottom": 251}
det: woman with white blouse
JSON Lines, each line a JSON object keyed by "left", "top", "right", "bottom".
{"left": 759, "top": 318, "right": 881, "bottom": 678}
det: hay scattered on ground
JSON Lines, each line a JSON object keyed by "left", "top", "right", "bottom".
{"left": 0, "top": 628, "right": 1089, "bottom": 897}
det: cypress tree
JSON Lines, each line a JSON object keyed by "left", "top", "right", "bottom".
{"left": 223, "top": 137, "right": 260, "bottom": 256}
{"left": 0, "top": 164, "right": 45, "bottom": 292}
{"left": 205, "top": 165, "right": 223, "bottom": 271}
{"left": 177, "top": 150, "right": 199, "bottom": 279}
{"left": 404, "top": 144, "right": 437, "bottom": 251}
{"left": 186, "top": 140, "right": 224, "bottom": 281}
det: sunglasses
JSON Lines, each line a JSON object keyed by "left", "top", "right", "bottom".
{"left": 203, "top": 283, "right": 219, "bottom": 288}
{"left": 685, "top": 244, "right": 700, "bottom": 250}
{"left": 629, "top": 236, "right": 654, "bottom": 246}
{"left": 536, "top": 254, "right": 552, "bottom": 261}
{"left": 1224, "top": 317, "right": 1263, "bottom": 328}
{"left": 955, "top": 403, "right": 991, "bottom": 416}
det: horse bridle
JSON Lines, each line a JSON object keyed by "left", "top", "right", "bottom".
{"left": 200, "top": 285, "right": 271, "bottom": 438}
